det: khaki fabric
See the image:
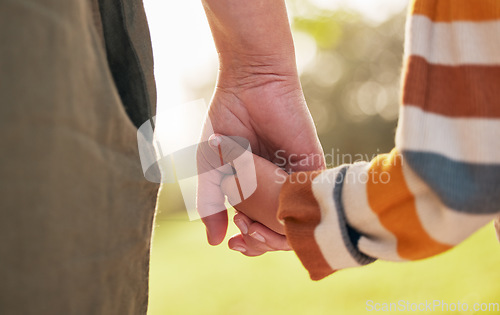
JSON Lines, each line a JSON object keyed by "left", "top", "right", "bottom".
{"left": 0, "top": 0, "right": 159, "bottom": 314}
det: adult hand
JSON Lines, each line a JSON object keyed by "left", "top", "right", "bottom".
{"left": 197, "top": 66, "right": 325, "bottom": 248}
{"left": 197, "top": 0, "right": 325, "bottom": 252}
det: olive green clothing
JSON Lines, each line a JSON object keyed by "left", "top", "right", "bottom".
{"left": 0, "top": 0, "right": 159, "bottom": 314}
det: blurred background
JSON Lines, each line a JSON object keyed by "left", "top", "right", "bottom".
{"left": 143, "top": 0, "right": 500, "bottom": 314}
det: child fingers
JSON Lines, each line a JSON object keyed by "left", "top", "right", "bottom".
{"left": 240, "top": 232, "right": 276, "bottom": 252}
{"left": 233, "top": 211, "right": 252, "bottom": 235}
{"left": 227, "top": 234, "right": 269, "bottom": 257}
{"left": 247, "top": 222, "right": 291, "bottom": 251}
{"left": 234, "top": 212, "right": 290, "bottom": 251}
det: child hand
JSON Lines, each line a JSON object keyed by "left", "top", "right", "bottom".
{"left": 220, "top": 147, "right": 288, "bottom": 235}
{"left": 222, "top": 149, "right": 292, "bottom": 255}
{"left": 208, "top": 134, "right": 292, "bottom": 255}
{"left": 228, "top": 211, "right": 291, "bottom": 256}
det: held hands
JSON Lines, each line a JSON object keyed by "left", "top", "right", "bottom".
{"left": 216, "top": 135, "right": 292, "bottom": 255}
{"left": 201, "top": 134, "right": 293, "bottom": 256}
{"left": 199, "top": 0, "right": 324, "bottom": 256}
{"left": 198, "top": 0, "right": 324, "bottom": 254}
{"left": 196, "top": 68, "right": 325, "bottom": 255}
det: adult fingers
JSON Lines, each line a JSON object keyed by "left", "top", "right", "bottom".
{"left": 196, "top": 170, "right": 228, "bottom": 245}
{"left": 196, "top": 137, "right": 230, "bottom": 245}
{"left": 212, "top": 134, "right": 257, "bottom": 207}
{"left": 196, "top": 134, "right": 255, "bottom": 245}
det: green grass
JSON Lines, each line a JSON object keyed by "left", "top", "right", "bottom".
{"left": 148, "top": 211, "right": 500, "bottom": 315}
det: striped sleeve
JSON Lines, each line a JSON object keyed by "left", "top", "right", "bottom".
{"left": 277, "top": 0, "right": 500, "bottom": 280}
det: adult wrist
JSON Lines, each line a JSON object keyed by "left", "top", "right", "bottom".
{"left": 216, "top": 51, "right": 301, "bottom": 91}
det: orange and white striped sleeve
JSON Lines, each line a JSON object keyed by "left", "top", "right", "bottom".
{"left": 277, "top": 0, "right": 500, "bottom": 280}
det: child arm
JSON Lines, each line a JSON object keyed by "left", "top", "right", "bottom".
{"left": 277, "top": 0, "right": 500, "bottom": 280}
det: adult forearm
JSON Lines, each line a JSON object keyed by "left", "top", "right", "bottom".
{"left": 202, "top": 0, "right": 298, "bottom": 78}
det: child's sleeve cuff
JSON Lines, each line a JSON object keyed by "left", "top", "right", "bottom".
{"left": 277, "top": 166, "right": 376, "bottom": 280}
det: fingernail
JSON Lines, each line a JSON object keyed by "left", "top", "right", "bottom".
{"left": 208, "top": 134, "right": 222, "bottom": 148}
{"left": 232, "top": 246, "right": 246, "bottom": 253}
{"left": 250, "top": 232, "right": 266, "bottom": 243}
{"left": 234, "top": 219, "right": 248, "bottom": 234}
